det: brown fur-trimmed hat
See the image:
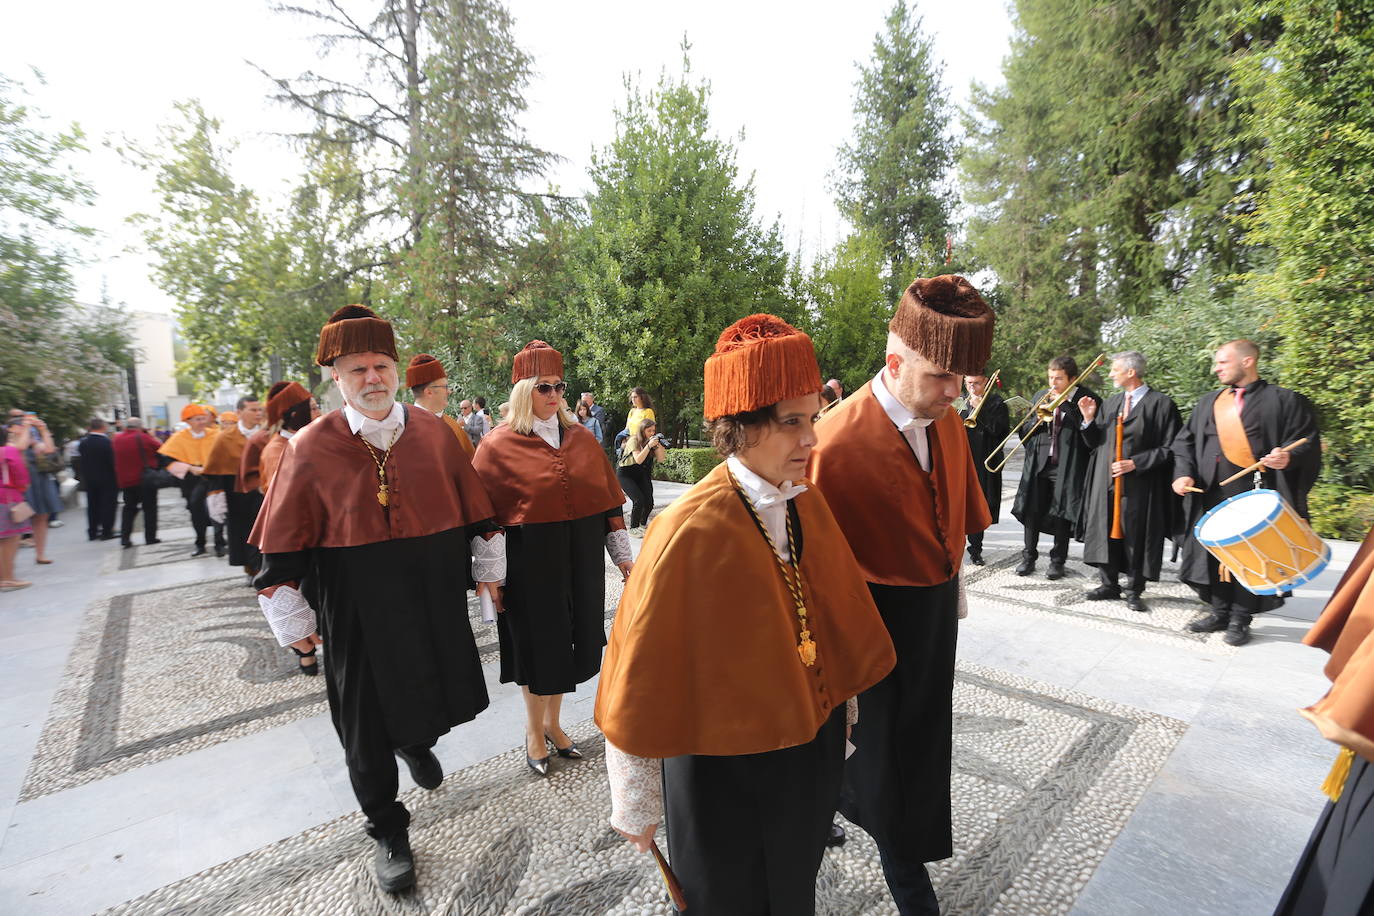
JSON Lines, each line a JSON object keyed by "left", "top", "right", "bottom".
{"left": 405, "top": 354, "right": 446, "bottom": 389}
{"left": 266, "top": 382, "right": 312, "bottom": 426}
{"left": 704, "top": 314, "right": 822, "bottom": 420}
{"left": 315, "top": 305, "right": 397, "bottom": 367}
{"left": 888, "top": 275, "right": 995, "bottom": 375}
{"left": 511, "top": 340, "right": 564, "bottom": 383}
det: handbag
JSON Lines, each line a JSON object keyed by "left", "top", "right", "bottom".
{"left": 35, "top": 448, "right": 65, "bottom": 475}
{"left": 2, "top": 451, "right": 35, "bottom": 524}
{"left": 138, "top": 437, "right": 180, "bottom": 489}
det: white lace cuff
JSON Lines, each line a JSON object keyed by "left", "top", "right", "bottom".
{"left": 206, "top": 490, "right": 227, "bottom": 524}
{"left": 605, "top": 528, "right": 632, "bottom": 566}
{"left": 957, "top": 567, "right": 969, "bottom": 620}
{"left": 606, "top": 740, "right": 663, "bottom": 835}
{"left": 846, "top": 695, "right": 859, "bottom": 726}
{"left": 258, "top": 585, "right": 317, "bottom": 647}
{"left": 471, "top": 532, "right": 506, "bottom": 582}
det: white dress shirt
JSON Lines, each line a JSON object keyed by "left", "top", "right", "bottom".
{"left": 238, "top": 421, "right": 257, "bottom": 438}
{"left": 872, "top": 369, "right": 933, "bottom": 472}
{"left": 531, "top": 415, "right": 562, "bottom": 449}
{"left": 726, "top": 454, "right": 807, "bottom": 562}
{"left": 344, "top": 401, "right": 405, "bottom": 450}
{"left": 1082, "top": 383, "right": 1150, "bottom": 428}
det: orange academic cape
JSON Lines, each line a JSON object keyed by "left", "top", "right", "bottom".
{"left": 809, "top": 380, "right": 991, "bottom": 587}
{"left": 249, "top": 407, "right": 494, "bottom": 552}
{"left": 471, "top": 422, "right": 624, "bottom": 527}
{"left": 237, "top": 429, "right": 271, "bottom": 493}
{"left": 1302, "top": 527, "right": 1374, "bottom": 761}
{"left": 201, "top": 425, "right": 249, "bottom": 478}
{"left": 158, "top": 427, "right": 219, "bottom": 467}
{"left": 594, "top": 461, "right": 896, "bottom": 758}
{"left": 440, "top": 413, "right": 477, "bottom": 457}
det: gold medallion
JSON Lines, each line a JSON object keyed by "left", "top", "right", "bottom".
{"left": 377, "top": 486, "right": 389, "bottom": 507}
{"left": 798, "top": 632, "right": 817, "bottom": 667}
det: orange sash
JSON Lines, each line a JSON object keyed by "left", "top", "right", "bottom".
{"left": 1213, "top": 389, "right": 1257, "bottom": 470}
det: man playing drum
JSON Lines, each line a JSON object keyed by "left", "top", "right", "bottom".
{"left": 1171, "top": 340, "right": 1321, "bottom": 645}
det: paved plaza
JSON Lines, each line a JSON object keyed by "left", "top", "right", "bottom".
{"left": 0, "top": 477, "right": 1356, "bottom": 915}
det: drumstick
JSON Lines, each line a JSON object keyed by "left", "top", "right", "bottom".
{"left": 1182, "top": 486, "right": 1204, "bottom": 493}
{"left": 1217, "top": 438, "right": 1309, "bottom": 488}
{"left": 649, "top": 839, "right": 688, "bottom": 911}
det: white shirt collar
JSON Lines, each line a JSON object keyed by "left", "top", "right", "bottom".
{"left": 1126, "top": 384, "right": 1150, "bottom": 407}
{"left": 344, "top": 401, "right": 405, "bottom": 436}
{"left": 279, "top": 428, "right": 295, "bottom": 439}
{"left": 189, "top": 429, "right": 207, "bottom": 439}
{"left": 872, "top": 369, "right": 934, "bottom": 432}
{"left": 238, "top": 422, "right": 256, "bottom": 437}
{"left": 726, "top": 454, "right": 807, "bottom": 509}
{"left": 532, "top": 414, "right": 562, "bottom": 448}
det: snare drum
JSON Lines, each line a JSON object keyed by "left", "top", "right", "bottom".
{"left": 1193, "top": 489, "right": 1330, "bottom": 596}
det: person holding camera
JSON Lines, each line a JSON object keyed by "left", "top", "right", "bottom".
{"left": 617, "top": 418, "right": 666, "bottom": 536}
{"left": 11, "top": 412, "right": 59, "bottom": 564}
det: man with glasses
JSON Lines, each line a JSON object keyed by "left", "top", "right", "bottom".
{"left": 407, "top": 354, "right": 475, "bottom": 456}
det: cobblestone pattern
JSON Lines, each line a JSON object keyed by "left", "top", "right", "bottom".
{"left": 965, "top": 549, "right": 1236, "bottom": 653}
{"left": 101, "top": 664, "right": 1184, "bottom": 916}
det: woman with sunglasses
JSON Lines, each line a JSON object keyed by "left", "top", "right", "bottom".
{"left": 472, "top": 340, "right": 632, "bottom": 776}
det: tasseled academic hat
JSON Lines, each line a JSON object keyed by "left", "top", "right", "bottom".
{"left": 888, "top": 275, "right": 995, "bottom": 376}
{"left": 406, "top": 354, "right": 446, "bottom": 389}
{"left": 511, "top": 340, "right": 564, "bottom": 384}
{"left": 315, "top": 304, "right": 397, "bottom": 367}
{"left": 220, "top": 411, "right": 239, "bottom": 424}
{"left": 180, "top": 404, "right": 210, "bottom": 422}
{"left": 704, "top": 314, "right": 822, "bottom": 420}
{"left": 267, "top": 382, "right": 312, "bottom": 426}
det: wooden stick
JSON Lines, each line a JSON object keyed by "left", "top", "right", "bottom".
{"left": 1183, "top": 486, "right": 1204, "bottom": 494}
{"left": 1217, "top": 438, "right": 1309, "bottom": 488}
{"left": 650, "top": 839, "right": 688, "bottom": 911}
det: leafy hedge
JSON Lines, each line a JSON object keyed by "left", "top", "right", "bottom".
{"left": 653, "top": 447, "right": 722, "bottom": 485}
{"left": 1309, "top": 483, "right": 1374, "bottom": 542}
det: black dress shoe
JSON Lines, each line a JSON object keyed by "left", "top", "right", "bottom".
{"left": 396, "top": 747, "right": 443, "bottom": 790}
{"left": 1224, "top": 615, "right": 1253, "bottom": 646}
{"left": 967, "top": 549, "right": 985, "bottom": 566}
{"left": 526, "top": 753, "right": 550, "bottom": 777}
{"left": 99, "top": 534, "right": 117, "bottom": 541}
{"left": 373, "top": 830, "right": 415, "bottom": 893}
{"left": 545, "top": 732, "right": 583, "bottom": 760}
{"left": 1188, "top": 611, "right": 1230, "bottom": 633}
{"left": 1015, "top": 556, "right": 1035, "bottom": 576}
{"left": 146, "top": 538, "right": 162, "bottom": 545}
{"left": 214, "top": 546, "right": 227, "bottom": 558}
{"left": 121, "top": 541, "right": 133, "bottom": 549}
{"left": 826, "top": 822, "right": 847, "bottom": 848}
{"left": 190, "top": 546, "right": 208, "bottom": 557}
{"left": 1125, "top": 592, "right": 1148, "bottom": 613}
{"left": 1085, "top": 585, "right": 1121, "bottom": 601}
{"left": 1046, "top": 560, "right": 1066, "bottom": 581}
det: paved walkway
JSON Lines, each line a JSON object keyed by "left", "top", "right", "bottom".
{"left": 0, "top": 478, "right": 1354, "bottom": 914}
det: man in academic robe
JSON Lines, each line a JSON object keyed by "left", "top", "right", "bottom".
{"left": 1171, "top": 339, "right": 1320, "bottom": 645}
{"left": 960, "top": 371, "right": 1010, "bottom": 565}
{"left": 159, "top": 404, "right": 225, "bottom": 558}
{"left": 810, "top": 275, "right": 994, "bottom": 915}
{"left": 1011, "top": 356, "right": 1101, "bottom": 579}
{"left": 238, "top": 383, "right": 286, "bottom": 498}
{"left": 1076, "top": 351, "right": 1183, "bottom": 613}
{"left": 250, "top": 305, "right": 505, "bottom": 894}
{"left": 405, "top": 354, "right": 476, "bottom": 457}
{"left": 202, "top": 395, "right": 266, "bottom": 577}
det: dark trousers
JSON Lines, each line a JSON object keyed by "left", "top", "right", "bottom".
{"left": 120, "top": 484, "right": 159, "bottom": 544}
{"left": 967, "top": 531, "right": 984, "bottom": 553}
{"left": 1022, "top": 474, "right": 1070, "bottom": 562}
{"left": 1099, "top": 538, "right": 1146, "bottom": 594}
{"left": 664, "top": 709, "right": 845, "bottom": 915}
{"left": 327, "top": 650, "right": 433, "bottom": 839}
{"left": 85, "top": 485, "right": 117, "bottom": 539}
{"left": 617, "top": 465, "right": 653, "bottom": 528}
{"left": 184, "top": 477, "right": 225, "bottom": 549}
{"left": 1205, "top": 554, "right": 1266, "bottom": 620}
{"left": 878, "top": 846, "right": 940, "bottom": 916}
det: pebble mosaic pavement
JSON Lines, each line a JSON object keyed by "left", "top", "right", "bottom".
{"left": 100, "top": 664, "right": 1183, "bottom": 915}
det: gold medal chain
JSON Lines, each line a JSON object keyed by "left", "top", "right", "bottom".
{"left": 357, "top": 427, "right": 400, "bottom": 507}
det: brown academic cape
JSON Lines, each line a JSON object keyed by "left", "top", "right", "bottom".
{"left": 1303, "top": 528, "right": 1374, "bottom": 761}
{"left": 441, "top": 414, "right": 477, "bottom": 457}
{"left": 471, "top": 422, "right": 623, "bottom": 527}
{"left": 595, "top": 461, "right": 896, "bottom": 758}
{"left": 809, "top": 380, "right": 991, "bottom": 586}
{"left": 250, "top": 408, "right": 494, "bottom": 552}
{"left": 158, "top": 427, "right": 219, "bottom": 467}
{"left": 238, "top": 429, "right": 271, "bottom": 493}
{"left": 258, "top": 435, "right": 289, "bottom": 496}
{"left": 201, "top": 425, "right": 249, "bottom": 478}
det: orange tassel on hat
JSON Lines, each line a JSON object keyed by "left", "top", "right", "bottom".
{"left": 511, "top": 340, "right": 564, "bottom": 383}
{"left": 704, "top": 315, "right": 823, "bottom": 419}
{"left": 406, "top": 354, "right": 447, "bottom": 389}
{"left": 315, "top": 305, "right": 397, "bottom": 367}
{"left": 888, "top": 275, "right": 995, "bottom": 376}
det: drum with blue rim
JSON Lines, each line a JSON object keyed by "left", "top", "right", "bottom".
{"left": 1193, "top": 488, "right": 1330, "bottom": 596}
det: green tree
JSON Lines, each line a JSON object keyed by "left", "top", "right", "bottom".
{"left": 1239, "top": 0, "right": 1374, "bottom": 487}
{"left": 832, "top": 2, "right": 956, "bottom": 284}
{"left": 800, "top": 230, "right": 891, "bottom": 394}
{"left": 573, "top": 58, "right": 794, "bottom": 441}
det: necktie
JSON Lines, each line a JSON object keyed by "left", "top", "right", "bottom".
{"left": 1234, "top": 386, "right": 1244, "bottom": 415}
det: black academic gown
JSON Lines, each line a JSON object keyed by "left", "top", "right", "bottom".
{"left": 961, "top": 392, "right": 1010, "bottom": 524}
{"left": 1079, "top": 388, "right": 1183, "bottom": 581}
{"left": 1012, "top": 386, "right": 1101, "bottom": 532}
{"left": 1171, "top": 380, "right": 1321, "bottom": 611}
{"left": 206, "top": 471, "right": 263, "bottom": 570}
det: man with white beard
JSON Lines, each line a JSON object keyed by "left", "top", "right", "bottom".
{"left": 249, "top": 305, "right": 505, "bottom": 894}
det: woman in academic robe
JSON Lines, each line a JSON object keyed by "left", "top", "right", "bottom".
{"left": 595, "top": 315, "right": 896, "bottom": 915}
{"left": 258, "top": 382, "right": 318, "bottom": 496}
{"left": 471, "top": 341, "right": 632, "bottom": 776}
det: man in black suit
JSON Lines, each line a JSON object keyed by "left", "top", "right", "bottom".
{"left": 77, "top": 417, "right": 118, "bottom": 540}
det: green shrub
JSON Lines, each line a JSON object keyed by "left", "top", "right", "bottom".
{"left": 653, "top": 447, "right": 722, "bottom": 485}
{"left": 1308, "top": 483, "right": 1374, "bottom": 541}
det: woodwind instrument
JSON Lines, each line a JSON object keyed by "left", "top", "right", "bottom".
{"left": 963, "top": 369, "right": 1001, "bottom": 428}
{"left": 1110, "top": 405, "right": 1125, "bottom": 540}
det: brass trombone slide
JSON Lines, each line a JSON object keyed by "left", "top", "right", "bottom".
{"left": 962, "top": 369, "right": 1001, "bottom": 428}
{"left": 983, "top": 353, "right": 1107, "bottom": 474}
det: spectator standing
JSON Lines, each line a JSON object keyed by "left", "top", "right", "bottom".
{"left": 77, "top": 418, "right": 118, "bottom": 541}
{"left": 574, "top": 400, "right": 604, "bottom": 445}
{"left": 458, "top": 400, "right": 482, "bottom": 449}
{"left": 474, "top": 396, "right": 493, "bottom": 439}
{"left": 17, "top": 413, "right": 59, "bottom": 564}
{"left": 624, "top": 388, "right": 656, "bottom": 438}
{"left": 580, "top": 392, "right": 609, "bottom": 445}
{"left": 617, "top": 418, "right": 666, "bottom": 536}
{"left": 113, "top": 418, "right": 164, "bottom": 547}
{"left": 2, "top": 419, "right": 34, "bottom": 590}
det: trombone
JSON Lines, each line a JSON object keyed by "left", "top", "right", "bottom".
{"left": 984, "top": 353, "right": 1107, "bottom": 474}
{"left": 962, "top": 369, "right": 1001, "bottom": 428}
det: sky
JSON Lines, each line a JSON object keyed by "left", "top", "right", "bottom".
{"left": 0, "top": 0, "right": 1014, "bottom": 314}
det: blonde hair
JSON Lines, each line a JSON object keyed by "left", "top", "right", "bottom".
{"left": 504, "top": 376, "right": 576, "bottom": 435}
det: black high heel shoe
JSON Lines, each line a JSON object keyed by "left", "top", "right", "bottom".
{"left": 545, "top": 730, "right": 583, "bottom": 760}
{"left": 291, "top": 646, "right": 320, "bottom": 676}
{"left": 525, "top": 733, "right": 550, "bottom": 776}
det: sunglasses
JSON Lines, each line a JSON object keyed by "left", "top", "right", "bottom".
{"left": 534, "top": 382, "right": 568, "bottom": 395}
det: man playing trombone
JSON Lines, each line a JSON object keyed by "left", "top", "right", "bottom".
{"left": 961, "top": 371, "right": 1009, "bottom": 566}
{"left": 1011, "top": 356, "right": 1101, "bottom": 579}
{"left": 1077, "top": 352, "right": 1183, "bottom": 613}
